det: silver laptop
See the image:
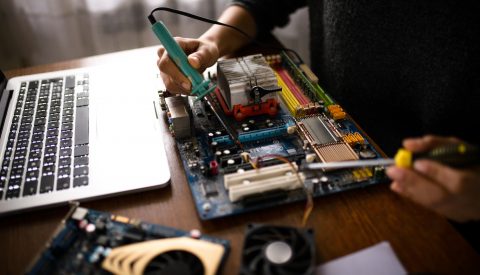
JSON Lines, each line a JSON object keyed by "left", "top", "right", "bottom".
{"left": 0, "top": 57, "right": 170, "bottom": 215}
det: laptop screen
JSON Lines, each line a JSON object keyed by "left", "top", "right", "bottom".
{"left": 0, "top": 70, "right": 6, "bottom": 92}
{"left": 0, "top": 70, "right": 12, "bottom": 133}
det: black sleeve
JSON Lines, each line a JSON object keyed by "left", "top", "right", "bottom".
{"left": 231, "top": 0, "right": 307, "bottom": 35}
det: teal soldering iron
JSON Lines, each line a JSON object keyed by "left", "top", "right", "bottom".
{"left": 148, "top": 12, "right": 216, "bottom": 100}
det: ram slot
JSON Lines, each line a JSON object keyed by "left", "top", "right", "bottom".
{"left": 275, "top": 71, "right": 300, "bottom": 117}
{"left": 281, "top": 51, "right": 334, "bottom": 106}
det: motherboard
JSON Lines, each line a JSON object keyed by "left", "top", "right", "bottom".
{"left": 160, "top": 52, "right": 387, "bottom": 220}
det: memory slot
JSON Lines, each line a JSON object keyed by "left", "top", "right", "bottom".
{"left": 281, "top": 51, "right": 334, "bottom": 106}
{"left": 276, "top": 67, "right": 310, "bottom": 104}
{"left": 275, "top": 71, "right": 300, "bottom": 116}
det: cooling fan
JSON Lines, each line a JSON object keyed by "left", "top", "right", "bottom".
{"left": 240, "top": 224, "right": 315, "bottom": 275}
{"left": 102, "top": 237, "right": 225, "bottom": 275}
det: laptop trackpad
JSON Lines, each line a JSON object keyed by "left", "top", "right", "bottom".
{"left": 93, "top": 98, "right": 164, "bottom": 184}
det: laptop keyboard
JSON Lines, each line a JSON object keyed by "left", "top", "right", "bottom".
{"left": 0, "top": 74, "right": 89, "bottom": 199}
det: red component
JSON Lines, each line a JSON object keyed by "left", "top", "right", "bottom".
{"left": 214, "top": 88, "right": 233, "bottom": 115}
{"left": 213, "top": 88, "right": 279, "bottom": 121}
{"left": 232, "top": 99, "right": 278, "bottom": 121}
{"left": 209, "top": 160, "right": 219, "bottom": 176}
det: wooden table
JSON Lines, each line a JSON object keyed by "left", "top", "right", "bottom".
{"left": 1, "top": 46, "right": 479, "bottom": 274}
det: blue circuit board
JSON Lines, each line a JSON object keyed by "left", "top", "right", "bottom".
{"left": 162, "top": 53, "right": 388, "bottom": 220}
{"left": 27, "top": 205, "right": 230, "bottom": 274}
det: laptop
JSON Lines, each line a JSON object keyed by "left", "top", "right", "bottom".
{"left": 0, "top": 52, "right": 171, "bottom": 215}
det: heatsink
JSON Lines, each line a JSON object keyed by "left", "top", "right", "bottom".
{"left": 102, "top": 237, "right": 225, "bottom": 275}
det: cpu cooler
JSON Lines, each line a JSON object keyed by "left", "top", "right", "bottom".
{"left": 240, "top": 224, "right": 315, "bottom": 275}
{"left": 102, "top": 237, "right": 225, "bottom": 275}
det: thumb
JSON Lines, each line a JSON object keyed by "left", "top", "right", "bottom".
{"left": 188, "top": 55, "right": 201, "bottom": 70}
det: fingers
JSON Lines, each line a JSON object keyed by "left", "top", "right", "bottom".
{"left": 402, "top": 135, "right": 460, "bottom": 153}
{"left": 157, "top": 46, "right": 191, "bottom": 94}
{"left": 413, "top": 160, "right": 473, "bottom": 196}
{"left": 187, "top": 42, "right": 219, "bottom": 71}
{"left": 156, "top": 37, "right": 219, "bottom": 94}
{"left": 387, "top": 166, "right": 449, "bottom": 208}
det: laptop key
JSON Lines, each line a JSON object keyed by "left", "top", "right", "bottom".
{"left": 60, "top": 139, "right": 72, "bottom": 148}
{"left": 59, "top": 157, "right": 71, "bottom": 167}
{"left": 57, "top": 177, "right": 70, "bottom": 190}
{"left": 74, "top": 145, "right": 89, "bottom": 157}
{"left": 73, "top": 176, "right": 88, "bottom": 187}
{"left": 61, "top": 130, "right": 73, "bottom": 139}
{"left": 74, "top": 166, "right": 88, "bottom": 177}
{"left": 23, "top": 179, "right": 38, "bottom": 196}
{"left": 59, "top": 148, "right": 72, "bottom": 158}
{"left": 40, "top": 175, "right": 54, "bottom": 193}
{"left": 6, "top": 178, "right": 21, "bottom": 199}
{"left": 76, "top": 98, "right": 89, "bottom": 107}
{"left": 58, "top": 167, "right": 71, "bottom": 177}
{"left": 75, "top": 106, "right": 89, "bottom": 145}
{"left": 74, "top": 156, "right": 88, "bottom": 167}
{"left": 65, "top": 76, "right": 75, "bottom": 89}
{"left": 62, "top": 122, "right": 73, "bottom": 131}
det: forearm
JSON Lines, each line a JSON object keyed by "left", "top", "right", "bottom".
{"left": 199, "top": 5, "right": 256, "bottom": 57}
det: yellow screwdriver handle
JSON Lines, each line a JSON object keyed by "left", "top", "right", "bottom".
{"left": 394, "top": 149, "right": 413, "bottom": 168}
{"left": 394, "top": 143, "right": 479, "bottom": 168}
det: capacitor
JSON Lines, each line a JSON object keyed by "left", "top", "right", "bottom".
{"left": 190, "top": 229, "right": 202, "bottom": 238}
{"left": 210, "top": 141, "right": 218, "bottom": 151}
{"left": 209, "top": 160, "right": 219, "bottom": 176}
{"left": 215, "top": 151, "right": 222, "bottom": 161}
{"left": 359, "top": 148, "right": 377, "bottom": 159}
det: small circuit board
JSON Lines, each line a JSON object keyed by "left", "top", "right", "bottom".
{"left": 160, "top": 52, "right": 388, "bottom": 220}
{"left": 27, "top": 204, "right": 230, "bottom": 274}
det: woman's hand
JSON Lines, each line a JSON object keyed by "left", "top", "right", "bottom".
{"left": 386, "top": 135, "right": 480, "bottom": 222}
{"left": 157, "top": 37, "right": 219, "bottom": 94}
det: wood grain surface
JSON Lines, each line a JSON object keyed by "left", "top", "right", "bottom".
{"left": 1, "top": 46, "right": 479, "bottom": 274}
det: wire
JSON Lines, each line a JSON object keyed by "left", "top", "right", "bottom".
{"left": 149, "top": 7, "right": 304, "bottom": 63}
{"left": 252, "top": 154, "right": 314, "bottom": 227}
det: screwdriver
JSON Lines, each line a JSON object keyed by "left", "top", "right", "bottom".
{"left": 306, "top": 143, "right": 480, "bottom": 170}
{"left": 148, "top": 13, "right": 216, "bottom": 100}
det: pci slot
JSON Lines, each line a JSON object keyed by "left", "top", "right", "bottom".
{"left": 224, "top": 163, "right": 305, "bottom": 202}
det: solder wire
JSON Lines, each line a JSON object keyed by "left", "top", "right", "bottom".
{"left": 149, "top": 7, "right": 304, "bottom": 63}
{"left": 252, "top": 154, "right": 314, "bottom": 227}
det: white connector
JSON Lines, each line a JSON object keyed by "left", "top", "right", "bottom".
{"left": 224, "top": 163, "right": 305, "bottom": 202}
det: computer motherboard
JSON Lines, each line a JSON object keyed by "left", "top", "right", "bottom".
{"left": 160, "top": 52, "right": 387, "bottom": 220}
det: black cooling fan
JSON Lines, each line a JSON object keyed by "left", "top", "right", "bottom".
{"left": 144, "top": 250, "right": 205, "bottom": 275}
{"left": 240, "top": 224, "right": 315, "bottom": 275}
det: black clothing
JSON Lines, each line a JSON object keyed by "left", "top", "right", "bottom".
{"left": 233, "top": 0, "right": 480, "bottom": 156}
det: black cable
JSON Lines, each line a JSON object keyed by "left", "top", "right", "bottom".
{"left": 149, "top": 7, "right": 304, "bottom": 63}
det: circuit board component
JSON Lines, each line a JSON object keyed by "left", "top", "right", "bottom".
{"left": 217, "top": 54, "right": 281, "bottom": 121}
{"left": 224, "top": 163, "right": 305, "bottom": 202}
{"left": 160, "top": 51, "right": 387, "bottom": 220}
